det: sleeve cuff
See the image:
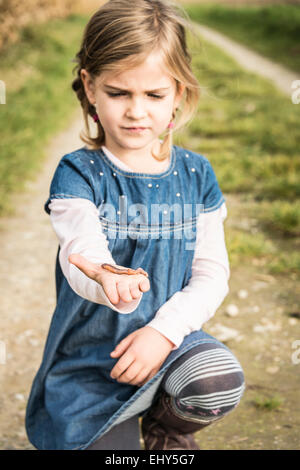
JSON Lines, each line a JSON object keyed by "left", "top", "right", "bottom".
{"left": 145, "top": 318, "right": 184, "bottom": 350}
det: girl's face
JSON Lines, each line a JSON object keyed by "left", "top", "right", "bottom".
{"left": 81, "top": 51, "right": 185, "bottom": 160}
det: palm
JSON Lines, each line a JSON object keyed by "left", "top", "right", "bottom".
{"left": 68, "top": 253, "right": 150, "bottom": 304}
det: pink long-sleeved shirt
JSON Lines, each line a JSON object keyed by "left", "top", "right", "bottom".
{"left": 48, "top": 146, "right": 230, "bottom": 349}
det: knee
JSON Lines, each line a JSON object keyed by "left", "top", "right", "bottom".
{"left": 163, "top": 345, "right": 246, "bottom": 420}
{"left": 211, "top": 368, "right": 246, "bottom": 415}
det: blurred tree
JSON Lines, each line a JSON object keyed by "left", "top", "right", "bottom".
{"left": 0, "top": 0, "right": 105, "bottom": 50}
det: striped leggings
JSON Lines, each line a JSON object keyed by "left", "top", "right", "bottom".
{"left": 86, "top": 341, "right": 245, "bottom": 449}
{"left": 159, "top": 342, "right": 245, "bottom": 424}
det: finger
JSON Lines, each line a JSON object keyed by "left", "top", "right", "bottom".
{"left": 132, "top": 369, "right": 152, "bottom": 387}
{"left": 111, "top": 333, "right": 133, "bottom": 358}
{"left": 139, "top": 277, "right": 150, "bottom": 293}
{"left": 110, "top": 351, "right": 135, "bottom": 380}
{"left": 137, "top": 370, "right": 156, "bottom": 387}
{"left": 101, "top": 278, "right": 120, "bottom": 305}
{"left": 117, "top": 362, "right": 142, "bottom": 384}
{"left": 129, "top": 283, "right": 142, "bottom": 300}
{"left": 116, "top": 282, "right": 134, "bottom": 303}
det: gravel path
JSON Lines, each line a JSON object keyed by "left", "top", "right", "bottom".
{"left": 0, "top": 29, "right": 299, "bottom": 450}
{"left": 194, "top": 23, "right": 298, "bottom": 97}
{"left": 0, "top": 111, "right": 84, "bottom": 449}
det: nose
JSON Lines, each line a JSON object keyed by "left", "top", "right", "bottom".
{"left": 125, "top": 97, "right": 147, "bottom": 121}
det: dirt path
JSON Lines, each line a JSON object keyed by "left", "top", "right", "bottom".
{"left": 0, "top": 34, "right": 299, "bottom": 449}
{"left": 194, "top": 23, "right": 299, "bottom": 97}
{"left": 0, "top": 110, "right": 84, "bottom": 449}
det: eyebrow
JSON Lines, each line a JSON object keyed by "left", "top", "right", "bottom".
{"left": 103, "top": 84, "right": 171, "bottom": 93}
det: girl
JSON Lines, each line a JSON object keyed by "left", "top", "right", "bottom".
{"left": 25, "top": 0, "right": 245, "bottom": 450}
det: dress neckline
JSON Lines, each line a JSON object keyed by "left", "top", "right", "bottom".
{"left": 96, "top": 146, "right": 177, "bottom": 179}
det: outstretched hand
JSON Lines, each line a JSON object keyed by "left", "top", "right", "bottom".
{"left": 68, "top": 253, "right": 150, "bottom": 305}
{"left": 68, "top": 255, "right": 173, "bottom": 387}
{"left": 110, "top": 326, "right": 175, "bottom": 387}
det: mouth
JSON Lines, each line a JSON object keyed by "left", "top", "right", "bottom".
{"left": 122, "top": 127, "right": 148, "bottom": 132}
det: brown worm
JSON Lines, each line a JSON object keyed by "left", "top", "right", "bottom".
{"left": 101, "top": 263, "right": 148, "bottom": 277}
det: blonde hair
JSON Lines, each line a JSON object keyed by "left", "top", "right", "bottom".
{"left": 72, "top": 0, "right": 201, "bottom": 161}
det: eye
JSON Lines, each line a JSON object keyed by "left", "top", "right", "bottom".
{"left": 107, "top": 92, "right": 127, "bottom": 98}
{"left": 148, "top": 93, "right": 164, "bottom": 99}
{"left": 106, "top": 91, "right": 165, "bottom": 99}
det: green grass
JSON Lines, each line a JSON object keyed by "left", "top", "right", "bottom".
{"left": 184, "top": 3, "right": 300, "bottom": 73}
{"left": 174, "top": 31, "right": 300, "bottom": 276}
{"left": 255, "top": 200, "right": 300, "bottom": 237}
{"left": 175, "top": 34, "right": 299, "bottom": 206}
{"left": 253, "top": 395, "right": 284, "bottom": 411}
{"left": 225, "top": 229, "right": 276, "bottom": 268}
{"left": 0, "top": 14, "right": 90, "bottom": 215}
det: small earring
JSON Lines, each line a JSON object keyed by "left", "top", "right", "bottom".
{"left": 167, "top": 109, "right": 177, "bottom": 129}
{"left": 92, "top": 102, "right": 99, "bottom": 122}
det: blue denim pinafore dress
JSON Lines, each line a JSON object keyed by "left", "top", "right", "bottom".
{"left": 25, "top": 145, "right": 227, "bottom": 450}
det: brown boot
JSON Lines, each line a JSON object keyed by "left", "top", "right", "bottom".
{"left": 142, "top": 391, "right": 208, "bottom": 450}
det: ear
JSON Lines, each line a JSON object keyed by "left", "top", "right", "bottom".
{"left": 80, "top": 69, "right": 96, "bottom": 105}
{"left": 174, "top": 82, "right": 185, "bottom": 108}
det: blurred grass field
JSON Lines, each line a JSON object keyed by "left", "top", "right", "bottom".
{"left": 175, "top": 27, "right": 300, "bottom": 276}
{"left": 0, "top": 14, "right": 89, "bottom": 215}
{"left": 0, "top": 6, "right": 299, "bottom": 280}
{"left": 183, "top": 2, "right": 300, "bottom": 73}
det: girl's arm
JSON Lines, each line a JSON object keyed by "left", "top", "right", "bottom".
{"left": 48, "top": 197, "right": 143, "bottom": 313}
{"left": 146, "top": 201, "right": 230, "bottom": 350}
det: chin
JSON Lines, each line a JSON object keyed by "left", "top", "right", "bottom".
{"left": 119, "top": 139, "right": 153, "bottom": 149}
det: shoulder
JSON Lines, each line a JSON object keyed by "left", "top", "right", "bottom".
{"left": 173, "top": 145, "right": 216, "bottom": 174}
{"left": 51, "top": 147, "right": 104, "bottom": 185}
{"left": 58, "top": 146, "right": 97, "bottom": 169}
{"left": 174, "top": 145, "right": 224, "bottom": 213}
{"left": 46, "top": 147, "right": 99, "bottom": 210}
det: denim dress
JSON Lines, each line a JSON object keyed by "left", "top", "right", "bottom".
{"left": 25, "top": 144, "right": 228, "bottom": 450}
